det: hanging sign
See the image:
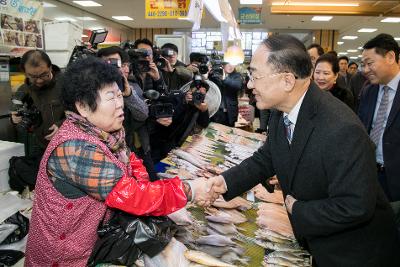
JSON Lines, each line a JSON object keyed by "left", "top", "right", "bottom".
{"left": 0, "top": 0, "right": 44, "bottom": 50}
{"left": 145, "top": 0, "right": 190, "bottom": 19}
{"left": 238, "top": 7, "right": 261, "bottom": 24}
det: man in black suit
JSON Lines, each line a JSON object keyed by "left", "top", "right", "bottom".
{"left": 202, "top": 34, "right": 400, "bottom": 266}
{"left": 358, "top": 34, "right": 400, "bottom": 226}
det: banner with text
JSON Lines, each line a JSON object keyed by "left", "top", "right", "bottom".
{"left": 145, "top": 0, "right": 190, "bottom": 19}
{"left": 0, "top": 0, "right": 44, "bottom": 51}
{"left": 238, "top": 7, "right": 261, "bottom": 24}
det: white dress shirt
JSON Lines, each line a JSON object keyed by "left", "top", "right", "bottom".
{"left": 283, "top": 91, "right": 307, "bottom": 136}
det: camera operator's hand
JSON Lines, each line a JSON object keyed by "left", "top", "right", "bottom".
{"left": 11, "top": 111, "right": 22, "bottom": 124}
{"left": 186, "top": 64, "right": 199, "bottom": 74}
{"left": 122, "top": 76, "right": 132, "bottom": 97}
{"left": 185, "top": 91, "right": 193, "bottom": 104}
{"left": 147, "top": 62, "right": 160, "bottom": 80}
{"left": 156, "top": 117, "right": 172, "bottom": 127}
{"left": 195, "top": 102, "right": 208, "bottom": 112}
{"left": 162, "top": 56, "right": 174, "bottom": 73}
{"left": 45, "top": 124, "right": 59, "bottom": 141}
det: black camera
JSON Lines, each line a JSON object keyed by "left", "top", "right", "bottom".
{"left": 190, "top": 53, "right": 209, "bottom": 75}
{"left": 143, "top": 89, "right": 182, "bottom": 119}
{"left": 127, "top": 48, "right": 151, "bottom": 73}
{"left": 11, "top": 92, "right": 42, "bottom": 131}
{"left": 190, "top": 75, "right": 208, "bottom": 105}
{"left": 153, "top": 47, "right": 167, "bottom": 69}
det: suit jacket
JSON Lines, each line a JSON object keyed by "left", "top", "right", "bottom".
{"left": 222, "top": 82, "right": 400, "bottom": 266}
{"left": 336, "top": 72, "right": 352, "bottom": 90}
{"left": 358, "top": 81, "right": 400, "bottom": 201}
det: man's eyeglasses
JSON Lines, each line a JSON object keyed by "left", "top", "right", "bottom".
{"left": 247, "top": 70, "right": 298, "bottom": 82}
{"left": 26, "top": 71, "right": 51, "bottom": 81}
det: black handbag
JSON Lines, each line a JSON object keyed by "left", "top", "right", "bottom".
{"left": 87, "top": 210, "right": 176, "bottom": 267}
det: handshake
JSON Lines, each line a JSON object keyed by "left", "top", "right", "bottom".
{"left": 189, "top": 175, "right": 228, "bottom": 207}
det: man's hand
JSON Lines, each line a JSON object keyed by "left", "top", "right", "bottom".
{"left": 206, "top": 175, "right": 227, "bottom": 196}
{"left": 45, "top": 124, "right": 59, "bottom": 140}
{"left": 185, "top": 91, "right": 192, "bottom": 103}
{"left": 162, "top": 57, "right": 174, "bottom": 73}
{"left": 190, "top": 178, "right": 219, "bottom": 207}
{"left": 11, "top": 111, "right": 22, "bottom": 124}
{"left": 285, "top": 195, "right": 297, "bottom": 214}
{"left": 195, "top": 102, "right": 208, "bottom": 112}
{"left": 156, "top": 117, "right": 172, "bottom": 127}
{"left": 186, "top": 64, "right": 199, "bottom": 73}
{"left": 122, "top": 76, "right": 132, "bottom": 97}
{"left": 147, "top": 62, "right": 160, "bottom": 80}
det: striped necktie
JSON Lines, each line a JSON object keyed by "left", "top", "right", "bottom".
{"left": 370, "top": 86, "right": 390, "bottom": 146}
{"left": 283, "top": 115, "right": 293, "bottom": 144}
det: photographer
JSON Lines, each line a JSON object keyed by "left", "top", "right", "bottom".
{"left": 150, "top": 76, "right": 210, "bottom": 162}
{"left": 209, "top": 62, "right": 243, "bottom": 127}
{"left": 9, "top": 50, "right": 65, "bottom": 191}
{"left": 159, "top": 43, "right": 192, "bottom": 91}
{"left": 97, "top": 46, "right": 158, "bottom": 181}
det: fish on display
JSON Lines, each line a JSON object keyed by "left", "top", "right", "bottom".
{"left": 196, "top": 235, "right": 236, "bottom": 247}
{"left": 184, "top": 250, "right": 237, "bottom": 267}
{"left": 207, "top": 222, "right": 239, "bottom": 236}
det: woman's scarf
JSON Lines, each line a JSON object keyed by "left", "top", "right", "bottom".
{"left": 66, "top": 111, "right": 129, "bottom": 164}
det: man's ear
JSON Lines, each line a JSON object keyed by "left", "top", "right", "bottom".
{"left": 282, "top": 73, "right": 296, "bottom": 93}
{"left": 75, "top": 101, "right": 90, "bottom": 118}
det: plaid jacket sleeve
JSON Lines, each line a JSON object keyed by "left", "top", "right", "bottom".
{"left": 47, "top": 139, "right": 123, "bottom": 201}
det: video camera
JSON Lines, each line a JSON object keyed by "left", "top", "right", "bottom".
{"left": 153, "top": 47, "right": 174, "bottom": 69}
{"left": 143, "top": 89, "right": 182, "bottom": 119}
{"left": 127, "top": 48, "right": 151, "bottom": 73}
{"left": 68, "top": 29, "right": 108, "bottom": 65}
{"left": 190, "top": 53, "right": 209, "bottom": 75}
{"left": 11, "top": 92, "right": 42, "bottom": 131}
{"left": 210, "top": 51, "right": 224, "bottom": 77}
{"left": 189, "top": 74, "right": 209, "bottom": 105}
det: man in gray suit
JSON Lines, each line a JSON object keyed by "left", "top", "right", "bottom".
{"left": 202, "top": 35, "right": 400, "bottom": 266}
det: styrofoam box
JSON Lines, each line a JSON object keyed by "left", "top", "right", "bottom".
{"left": 0, "top": 141, "right": 25, "bottom": 192}
{"left": 44, "top": 21, "right": 83, "bottom": 51}
{"left": 46, "top": 51, "right": 72, "bottom": 69}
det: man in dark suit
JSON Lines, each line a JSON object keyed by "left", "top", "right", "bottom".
{"left": 358, "top": 34, "right": 400, "bottom": 226}
{"left": 202, "top": 34, "right": 400, "bottom": 266}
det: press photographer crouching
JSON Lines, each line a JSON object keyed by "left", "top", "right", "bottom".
{"left": 9, "top": 50, "right": 65, "bottom": 192}
{"left": 24, "top": 56, "right": 207, "bottom": 266}
{"left": 97, "top": 46, "right": 158, "bottom": 181}
{"left": 150, "top": 74, "right": 210, "bottom": 162}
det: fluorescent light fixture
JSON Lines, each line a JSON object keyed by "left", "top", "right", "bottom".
{"left": 272, "top": 2, "right": 359, "bottom": 7}
{"left": 240, "top": 0, "right": 262, "bottom": 4}
{"left": 350, "top": 56, "right": 358, "bottom": 59}
{"left": 81, "top": 34, "right": 88, "bottom": 38}
{"left": 89, "top": 26, "right": 104, "bottom": 31}
{"left": 55, "top": 17, "right": 77, "bottom": 22}
{"left": 337, "top": 41, "right": 344, "bottom": 45}
{"left": 43, "top": 2, "right": 56, "bottom": 7}
{"left": 395, "top": 37, "right": 400, "bottom": 41}
{"left": 112, "top": 16, "right": 134, "bottom": 21}
{"left": 73, "top": 1, "right": 102, "bottom": 7}
{"left": 347, "top": 49, "right": 358, "bottom": 52}
{"left": 76, "top": 16, "right": 96, "bottom": 21}
{"left": 358, "top": 46, "right": 363, "bottom": 49}
{"left": 381, "top": 17, "right": 400, "bottom": 23}
{"left": 358, "top": 55, "right": 362, "bottom": 57}
{"left": 338, "top": 52, "right": 348, "bottom": 55}
{"left": 312, "top": 16, "right": 332, "bottom": 21}
{"left": 358, "top": 28, "right": 377, "bottom": 33}
{"left": 342, "top": 36, "right": 358, "bottom": 40}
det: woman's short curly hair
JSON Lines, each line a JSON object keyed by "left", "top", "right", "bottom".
{"left": 62, "top": 56, "right": 122, "bottom": 113}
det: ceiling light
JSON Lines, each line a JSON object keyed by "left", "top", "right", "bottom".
{"left": 43, "top": 2, "right": 56, "bottom": 7}
{"left": 337, "top": 41, "right": 344, "bottom": 45}
{"left": 312, "top": 16, "right": 332, "bottom": 21}
{"left": 358, "top": 46, "right": 363, "bottom": 49}
{"left": 89, "top": 26, "right": 105, "bottom": 31}
{"left": 73, "top": 1, "right": 102, "bottom": 7}
{"left": 112, "top": 16, "right": 134, "bottom": 21}
{"left": 350, "top": 56, "right": 358, "bottom": 59}
{"left": 240, "top": 0, "right": 262, "bottom": 4}
{"left": 342, "top": 36, "right": 358, "bottom": 40}
{"left": 358, "top": 28, "right": 377, "bottom": 33}
{"left": 76, "top": 16, "right": 96, "bottom": 21}
{"left": 81, "top": 34, "right": 88, "bottom": 38}
{"left": 55, "top": 17, "right": 77, "bottom": 22}
{"left": 381, "top": 17, "right": 400, "bottom": 23}
{"left": 347, "top": 49, "right": 358, "bottom": 52}
{"left": 271, "top": 2, "right": 359, "bottom": 7}
{"left": 358, "top": 55, "right": 362, "bottom": 57}
{"left": 395, "top": 37, "right": 400, "bottom": 41}
{"left": 338, "top": 52, "right": 348, "bottom": 55}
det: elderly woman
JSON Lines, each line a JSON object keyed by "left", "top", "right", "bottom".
{"left": 24, "top": 57, "right": 202, "bottom": 266}
{"left": 313, "top": 53, "right": 355, "bottom": 110}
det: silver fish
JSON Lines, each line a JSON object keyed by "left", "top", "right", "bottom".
{"left": 205, "top": 214, "right": 235, "bottom": 224}
{"left": 208, "top": 222, "right": 238, "bottom": 235}
{"left": 184, "top": 250, "right": 236, "bottom": 267}
{"left": 196, "top": 235, "right": 236, "bottom": 247}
